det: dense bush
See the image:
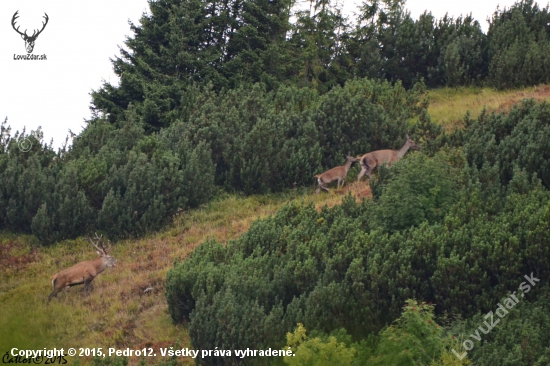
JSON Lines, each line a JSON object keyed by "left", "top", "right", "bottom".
{"left": 0, "top": 77, "right": 432, "bottom": 243}
{"left": 0, "top": 115, "right": 215, "bottom": 243}
{"left": 445, "top": 99, "right": 550, "bottom": 190}
{"left": 374, "top": 152, "right": 460, "bottom": 233}
{"left": 166, "top": 152, "right": 550, "bottom": 365}
{"left": 455, "top": 292, "right": 550, "bottom": 365}
{"left": 180, "top": 79, "right": 429, "bottom": 193}
{"left": 488, "top": 0, "right": 550, "bottom": 88}
{"left": 284, "top": 324, "right": 358, "bottom": 366}
{"left": 284, "top": 300, "right": 471, "bottom": 366}
{"left": 7, "top": 0, "right": 550, "bottom": 244}
{"left": 165, "top": 97, "right": 550, "bottom": 365}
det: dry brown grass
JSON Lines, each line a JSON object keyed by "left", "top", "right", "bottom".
{"left": 313, "top": 181, "right": 372, "bottom": 211}
{"left": 427, "top": 84, "right": 550, "bottom": 131}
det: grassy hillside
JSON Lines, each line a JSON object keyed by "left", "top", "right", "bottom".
{"left": 2, "top": 85, "right": 549, "bottom": 365}
{"left": 427, "top": 84, "right": 550, "bottom": 129}
{"left": 0, "top": 182, "right": 371, "bottom": 365}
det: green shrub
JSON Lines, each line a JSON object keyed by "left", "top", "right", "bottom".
{"left": 284, "top": 324, "right": 357, "bottom": 366}
{"left": 376, "top": 152, "right": 460, "bottom": 233}
{"left": 283, "top": 300, "right": 471, "bottom": 366}
{"left": 452, "top": 292, "right": 550, "bottom": 365}
{"left": 1, "top": 109, "right": 217, "bottom": 242}
{"left": 447, "top": 100, "right": 550, "bottom": 191}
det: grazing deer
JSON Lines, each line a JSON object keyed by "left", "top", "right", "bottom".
{"left": 357, "top": 135, "right": 420, "bottom": 181}
{"left": 315, "top": 154, "right": 358, "bottom": 194}
{"left": 48, "top": 234, "right": 117, "bottom": 303}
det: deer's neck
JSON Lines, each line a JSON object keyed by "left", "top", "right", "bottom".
{"left": 343, "top": 160, "right": 354, "bottom": 172}
{"left": 396, "top": 142, "right": 411, "bottom": 159}
{"left": 92, "top": 256, "right": 108, "bottom": 272}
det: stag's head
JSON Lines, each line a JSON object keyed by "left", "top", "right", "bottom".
{"left": 88, "top": 233, "right": 117, "bottom": 268}
{"left": 12, "top": 11, "right": 49, "bottom": 54}
{"left": 406, "top": 135, "right": 420, "bottom": 150}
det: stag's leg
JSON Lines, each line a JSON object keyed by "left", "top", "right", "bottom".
{"left": 48, "top": 278, "right": 62, "bottom": 303}
{"left": 48, "top": 289, "right": 59, "bottom": 303}
{"left": 48, "top": 286, "right": 68, "bottom": 303}
{"left": 84, "top": 278, "right": 94, "bottom": 297}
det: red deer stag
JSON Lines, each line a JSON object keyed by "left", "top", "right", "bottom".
{"left": 314, "top": 154, "right": 358, "bottom": 194}
{"left": 357, "top": 135, "right": 419, "bottom": 181}
{"left": 48, "top": 234, "right": 117, "bottom": 303}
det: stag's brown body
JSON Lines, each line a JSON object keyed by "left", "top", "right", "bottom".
{"left": 357, "top": 135, "right": 419, "bottom": 181}
{"left": 315, "top": 155, "right": 358, "bottom": 194}
{"left": 48, "top": 236, "right": 116, "bottom": 303}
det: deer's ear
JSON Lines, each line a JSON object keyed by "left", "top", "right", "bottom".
{"left": 96, "top": 250, "right": 102, "bottom": 256}
{"left": 20, "top": 34, "right": 25, "bottom": 40}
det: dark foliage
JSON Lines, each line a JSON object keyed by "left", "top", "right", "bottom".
{"left": 446, "top": 99, "right": 550, "bottom": 191}
{"left": 0, "top": 77, "right": 430, "bottom": 242}
{"left": 166, "top": 98, "right": 550, "bottom": 365}
{"left": 488, "top": 0, "right": 550, "bottom": 88}
{"left": 90, "top": 0, "right": 550, "bottom": 139}
{"left": 0, "top": 115, "right": 215, "bottom": 243}
{"left": 452, "top": 292, "right": 550, "bottom": 365}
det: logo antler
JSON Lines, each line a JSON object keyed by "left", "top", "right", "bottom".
{"left": 12, "top": 11, "right": 49, "bottom": 53}
{"left": 11, "top": 11, "right": 25, "bottom": 38}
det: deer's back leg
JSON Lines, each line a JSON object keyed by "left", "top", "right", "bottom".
{"left": 357, "top": 165, "right": 367, "bottom": 181}
{"left": 48, "top": 289, "right": 60, "bottom": 303}
{"left": 316, "top": 176, "right": 331, "bottom": 193}
{"left": 359, "top": 160, "right": 374, "bottom": 180}
{"left": 320, "top": 182, "right": 330, "bottom": 192}
{"left": 48, "top": 277, "right": 62, "bottom": 303}
{"left": 365, "top": 162, "right": 373, "bottom": 179}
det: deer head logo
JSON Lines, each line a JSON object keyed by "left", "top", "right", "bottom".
{"left": 12, "top": 11, "right": 49, "bottom": 54}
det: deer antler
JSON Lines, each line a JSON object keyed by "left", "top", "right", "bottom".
{"left": 31, "top": 13, "right": 49, "bottom": 39}
{"left": 88, "top": 234, "right": 103, "bottom": 253}
{"left": 11, "top": 11, "right": 49, "bottom": 40}
{"left": 11, "top": 11, "right": 26, "bottom": 37}
{"left": 88, "top": 233, "right": 111, "bottom": 255}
